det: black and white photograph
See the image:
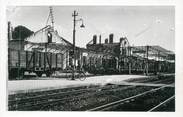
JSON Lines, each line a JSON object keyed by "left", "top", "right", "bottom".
{"left": 6, "top": 6, "right": 176, "bottom": 111}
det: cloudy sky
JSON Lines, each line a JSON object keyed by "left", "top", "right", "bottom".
{"left": 7, "top": 6, "right": 175, "bottom": 51}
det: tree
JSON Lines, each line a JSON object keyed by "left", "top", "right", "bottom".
{"left": 12, "top": 25, "right": 34, "bottom": 40}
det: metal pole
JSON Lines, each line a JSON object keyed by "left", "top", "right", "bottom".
{"left": 158, "top": 51, "right": 160, "bottom": 73}
{"left": 18, "top": 27, "right": 21, "bottom": 79}
{"left": 128, "top": 46, "right": 131, "bottom": 74}
{"left": 72, "top": 10, "right": 78, "bottom": 80}
{"left": 146, "top": 46, "right": 149, "bottom": 75}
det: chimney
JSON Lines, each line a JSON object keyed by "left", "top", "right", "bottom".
{"left": 99, "top": 35, "right": 101, "bottom": 44}
{"left": 105, "top": 38, "right": 108, "bottom": 44}
{"left": 109, "top": 33, "right": 114, "bottom": 44}
{"left": 93, "top": 35, "right": 97, "bottom": 44}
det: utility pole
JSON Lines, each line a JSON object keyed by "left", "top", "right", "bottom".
{"left": 71, "top": 10, "right": 85, "bottom": 80}
{"left": 72, "top": 10, "right": 78, "bottom": 80}
{"left": 146, "top": 46, "right": 149, "bottom": 75}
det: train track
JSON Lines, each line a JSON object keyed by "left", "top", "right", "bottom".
{"left": 148, "top": 77, "right": 174, "bottom": 84}
{"left": 148, "top": 95, "right": 175, "bottom": 112}
{"left": 8, "top": 75, "right": 175, "bottom": 111}
{"left": 9, "top": 85, "right": 154, "bottom": 111}
{"left": 9, "top": 86, "right": 100, "bottom": 104}
{"left": 41, "top": 86, "right": 155, "bottom": 111}
{"left": 125, "top": 75, "right": 174, "bottom": 84}
{"left": 9, "top": 84, "right": 132, "bottom": 110}
{"left": 87, "top": 85, "right": 174, "bottom": 111}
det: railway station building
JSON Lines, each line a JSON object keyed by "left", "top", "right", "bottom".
{"left": 86, "top": 34, "right": 175, "bottom": 75}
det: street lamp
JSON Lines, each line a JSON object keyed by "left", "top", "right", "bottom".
{"left": 72, "top": 10, "right": 85, "bottom": 80}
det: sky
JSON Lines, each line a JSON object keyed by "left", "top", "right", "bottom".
{"left": 7, "top": 6, "right": 175, "bottom": 51}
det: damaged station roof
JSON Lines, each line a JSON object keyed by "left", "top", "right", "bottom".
{"left": 24, "top": 25, "right": 73, "bottom": 54}
{"left": 131, "top": 45, "right": 175, "bottom": 62}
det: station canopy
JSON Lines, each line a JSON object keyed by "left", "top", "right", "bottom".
{"left": 131, "top": 45, "right": 175, "bottom": 62}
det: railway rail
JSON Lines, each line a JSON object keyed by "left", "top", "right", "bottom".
{"left": 87, "top": 85, "right": 174, "bottom": 111}
{"left": 148, "top": 95, "right": 175, "bottom": 112}
{"left": 9, "top": 85, "right": 134, "bottom": 110}
{"left": 8, "top": 75, "right": 175, "bottom": 111}
{"left": 125, "top": 74, "right": 174, "bottom": 84}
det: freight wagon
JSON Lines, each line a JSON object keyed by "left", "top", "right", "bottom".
{"left": 81, "top": 50, "right": 118, "bottom": 75}
{"left": 8, "top": 48, "right": 64, "bottom": 79}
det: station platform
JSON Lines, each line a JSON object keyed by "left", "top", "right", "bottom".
{"left": 8, "top": 75, "right": 148, "bottom": 95}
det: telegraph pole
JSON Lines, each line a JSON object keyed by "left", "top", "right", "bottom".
{"left": 71, "top": 10, "right": 85, "bottom": 80}
{"left": 72, "top": 10, "right": 78, "bottom": 80}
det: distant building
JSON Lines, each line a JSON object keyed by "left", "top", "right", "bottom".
{"left": 86, "top": 34, "right": 131, "bottom": 57}
{"left": 86, "top": 34, "right": 175, "bottom": 74}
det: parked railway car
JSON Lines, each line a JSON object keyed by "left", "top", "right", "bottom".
{"left": 129, "top": 56, "right": 144, "bottom": 74}
{"left": 8, "top": 48, "right": 64, "bottom": 79}
{"left": 8, "top": 45, "right": 175, "bottom": 80}
{"left": 118, "top": 56, "right": 164, "bottom": 75}
{"left": 118, "top": 57, "right": 131, "bottom": 74}
{"left": 81, "top": 51, "right": 118, "bottom": 75}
